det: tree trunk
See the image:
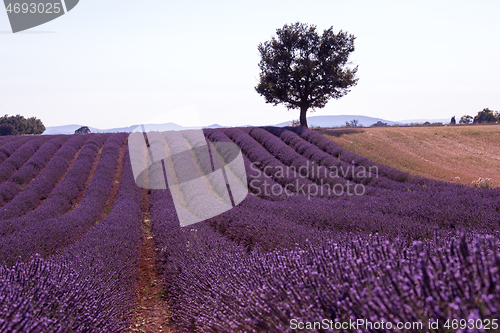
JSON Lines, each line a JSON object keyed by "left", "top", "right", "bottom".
{"left": 300, "top": 106, "right": 308, "bottom": 128}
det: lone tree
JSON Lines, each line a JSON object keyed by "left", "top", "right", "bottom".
{"left": 459, "top": 115, "right": 473, "bottom": 124}
{"left": 255, "top": 22, "right": 359, "bottom": 127}
{"left": 371, "top": 120, "right": 388, "bottom": 127}
{"left": 75, "top": 126, "right": 91, "bottom": 134}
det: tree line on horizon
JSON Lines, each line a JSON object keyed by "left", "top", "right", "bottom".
{"left": 453, "top": 108, "right": 500, "bottom": 125}
{"left": 292, "top": 107, "right": 500, "bottom": 129}
{"left": 370, "top": 108, "right": 500, "bottom": 128}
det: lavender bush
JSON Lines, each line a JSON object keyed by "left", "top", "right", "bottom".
{"left": 0, "top": 137, "right": 33, "bottom": 165}
{"left": 0, "top": 137, "right": 67, "bottom": 204}
{"left": 0, "top": 137, "right": 49, "bottom": 184}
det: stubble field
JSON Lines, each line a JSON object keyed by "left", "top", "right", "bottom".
{"left": 319, "top": 124, "right": 500, "bottom": 188}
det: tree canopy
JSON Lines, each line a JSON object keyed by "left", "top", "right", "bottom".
{"left": 459, "top": 115, "right": 473, "bottom": 124}
{"left": 473, "top": 108, "right": 497, "bottom": 124}
{"left": 255, "top": 22, "right": 359, "bottom": 127}
{"left": 0, "top": 114, "right": 45, "bottom": 136}
{"left": 75, "top": 126, "right": 91, "bottom": 134}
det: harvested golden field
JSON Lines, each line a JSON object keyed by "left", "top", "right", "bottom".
{"left": 319, "top": 125, "right": 500, "bottom": 188}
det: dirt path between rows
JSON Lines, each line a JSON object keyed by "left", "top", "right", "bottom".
{"left": 99, "top": 140, "right": 126, "bottom": 219}
{"left": 126, "top": 189, "right": 173, "bottom": 333}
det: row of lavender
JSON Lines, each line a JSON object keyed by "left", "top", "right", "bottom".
{"left": 0, "top": 136, "right": 65, "bottom": 206}
{"left": 0, "top": 135, "right": 105, "bottom": 238}
{"left": 149, "top": 126, "right": 500, "bottom": 331}
{"left": 0, "top": 136, "right": 50, "bottom": 184}
{"left": 0, "top": 133, "right": 125, "bottom": 265}
{"left": 224, "top": 126, "right": 436, "bottom": 194}
{"left": 204, "top": 128, "right": 500, "bottom": 244}
{"left": 0, "top": 135, "right": 82, "bottom": 214}
{"left": 0, "top": 136, "right": 37, "bottom": 166}
{"left": 0, "top": 138, "right": 143, "bottom": 332}
{"left": 151, "top": 192, "right": 500, "bottom": 332}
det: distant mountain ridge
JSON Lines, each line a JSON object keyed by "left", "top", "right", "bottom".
{"left": 43, "top": 123, "right": 224, "bottom": 135}
{"left": 43, "top": 116, "right": 450, "bottom": 134}
{"left": 274, "top": 115, "right": 401, "bottom": 127}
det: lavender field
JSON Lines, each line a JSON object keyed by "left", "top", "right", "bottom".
{"left": 1, "top": 127, "right": 499, "bottom": 332}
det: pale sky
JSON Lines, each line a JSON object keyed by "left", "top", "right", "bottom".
{"left": 1, "top": 0, "right": 499, "bottom": 128}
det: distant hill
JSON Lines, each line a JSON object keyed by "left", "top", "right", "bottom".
{"left": 43, "top": 124, "right": 101, "bottom": 135}
{"left": 44, "top": 123, "right": 223, "bottom": 135}
{"left": 205, "top": 124, "right": 224, "bottom": 129}
{"left": 274, "top": 115, "right": 401, "bottom": 127}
